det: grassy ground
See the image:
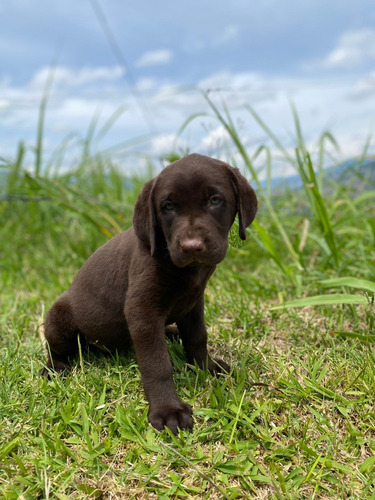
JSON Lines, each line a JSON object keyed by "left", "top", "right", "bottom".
{"left": 1, "top": 106, "right": 375, "bottom": 498}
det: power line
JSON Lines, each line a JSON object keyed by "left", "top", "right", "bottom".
{"left": 88, "top": 0, "right": 158, "bottom": 135}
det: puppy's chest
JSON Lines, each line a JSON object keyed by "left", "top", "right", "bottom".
{"left": 163, "top": 273, "right": 209, "bottom": 321}
{"left": 166, "top": 292, "right": 201, "bottom": 323}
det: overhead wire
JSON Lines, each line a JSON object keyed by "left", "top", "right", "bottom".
{"left": 88, "top": 0, "right": 158, "bottom": 135}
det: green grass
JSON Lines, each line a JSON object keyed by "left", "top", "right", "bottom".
{"left": 0, "top": 99, "right": 374, "bottom": 499}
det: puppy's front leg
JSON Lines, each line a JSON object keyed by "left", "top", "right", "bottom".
{"left": 177, "top": 296, "right": 230, "bottom": 374}
{"left": 125, "top": 303, "right": 193, "bottom": 434}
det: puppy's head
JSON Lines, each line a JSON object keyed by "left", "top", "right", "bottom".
{"left": 133, "top": 154, "right": 257, "bottom": 267}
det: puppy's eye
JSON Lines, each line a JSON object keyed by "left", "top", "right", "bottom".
{"left": 162, "top": 201, "right": 175, "bottom": 212}
{"left": 209, "top": 195, "right": 223, "bottom": 206}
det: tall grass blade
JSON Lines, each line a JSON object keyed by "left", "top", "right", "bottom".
{"left": 296, "top": 150, "right": 339, "bottom": 265}
{"left": 79, "top": 112, "right": 101, "bottom": 171}
{"left": 25, "top": 174, "right": 124, "bottom": 238}
{"left": 95, "top": 104, "right": 128, "bottom": 144}
{"left": 44, "top": 132, "right": 80, "bottom": 177}
{"left": 319, "top": 277, "right": 375, "bottom": 293}
{"left": 247, "top": 104, "right": 341, "bottom": 265}
{"left": 6, "top": 141, "right": 25, "bottom": 193}
{"left": 246, "top": 105, "right": 295, "bottom": 164}
{"left": 205, "top": 94, "right": 260, "bottom": 188}
{"left": 252, "top": 221, "right": 291, "bottom": 275}
{"left": 35, "top": 67, "right": 55, "bottom": 177}
{"left": 204, "top": 93, "right": 303, "bottom": 272}
{"left": 290, "top": 102, "right": 307, "bottom": 157}
{"left": 271, "top": 294, "right": 369, "bottom": 310}
{"left": 330, "top": 331, "right": 375, "bottom": 343}
{"left": 317, "top": 131, "right": 340, "bottom": 191}
{"left": 176, "top": 112, "right": 208, "bottom": 144}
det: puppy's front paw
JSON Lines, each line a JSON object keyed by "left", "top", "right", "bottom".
{"left": 42, "top": 358, "right": 72, "bottom": 377}
{"left": 148, "top": 400, "right": 193, "bottom": 434}
{"left": 207, "top": 357, "right": 230, "bottom": 375}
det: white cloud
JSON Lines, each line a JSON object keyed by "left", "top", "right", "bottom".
{"left": 198, "top": 70, "right": 278, "bottom": 105}
{"left": 0, "top": 99, "right": 10, "bottom": 111}
{"left": 212, "top": 25, "right": 239, "bottom": 47}
{"left": 136, "top": 77, "right": 157, "bottom": 92}
{"left": 307, "top": 28, "right": 375, "bottom": 70}
{"left": 150, "top": 133, "right": 187, "bottom": 156}
{"left": 136, "top": 49, "right": 173, "bottom": 68}
{"left": 349, "top": 71, "right": 375, "bottom": 100}
{"left": 199, "top": 70, "right": 268, "bottom": 91}
{"left": 184, "top": 24, "right": 239, "bottom": 53}
{"left": 1, "top": 64, "right": 374, "bottom": 174}
{"left": 150, "top": 134, "right": 178, "bottom": 155}
{"left": 198, "top": 125, "right": 230, "bottom": 152}
{"left": 29, "top": 65, "right": 125, "bottom": 91}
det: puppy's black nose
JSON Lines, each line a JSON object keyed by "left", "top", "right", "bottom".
{"left": 179, "top": 238, "right": 204, "bottom": 253}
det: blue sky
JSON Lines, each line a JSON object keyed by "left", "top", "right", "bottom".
{"left": 1, "top": 0, "right": 375, "bottom": 176}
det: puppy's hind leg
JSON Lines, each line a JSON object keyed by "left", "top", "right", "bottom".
{"left": 42, "top": 295, "right": 81, "bottom": 376}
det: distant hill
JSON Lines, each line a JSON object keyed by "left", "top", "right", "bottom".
{"left": 263, "top": 157, "right": 375, "bottom": 193}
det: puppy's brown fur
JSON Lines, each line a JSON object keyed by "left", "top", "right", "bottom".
{"left": 43, "top": 153, "right": 257, "bottom": 434}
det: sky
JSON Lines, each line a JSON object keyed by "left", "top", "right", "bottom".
{"left": 1, "top": 0, "right": 375, "bottom": 177}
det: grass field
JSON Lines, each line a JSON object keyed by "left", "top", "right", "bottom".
{"left": 1, "top": 101, "right": 374, "bottom": 499}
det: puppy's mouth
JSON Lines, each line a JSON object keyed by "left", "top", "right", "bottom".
{"left": 171, "top": 255, "right": 213, "bottom": 268}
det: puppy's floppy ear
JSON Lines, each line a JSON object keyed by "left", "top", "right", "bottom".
{"left": 133, "top": 178, "right": 158, "bottom": 255}
{"left": 228, "top": 167, "right": 258, "bottom": 240}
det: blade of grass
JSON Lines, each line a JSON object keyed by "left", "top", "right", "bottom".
{"left": 252, "top": 221, "right": 291, "bottom": 275}
{"left": 296, "top": 150, "right": 339, "bottom": 265}
{"left": 204, "top": 93, "right": 303, "bottom": 272}
{"left": 317, "top": 131, "right": 340, "bottom": 192}
{"left": 247, "top": 103, "right": 341, "bottom": 267}
{"left": 95, "top": 104, "right": 127, "bottom": 144}
{"left": 35, "top": 66, "right": 55, "bottom": 177}
{"left": 246, "top": 105, "right": 295, "bottom": 165}
{"left": 319, "top": 277, "right": 375, "bottom": 293}
{"left": 161, "top": 444, "right": 232, "bottom": 500}
{"left": 25, "top": 174, "right": 121, "bottom": 238}
{"left": 6, "top": 141, "right": 25, "bottom": 193}
{"left": 270, "top": 294, "right": 369, "bottom": 310}
{"left": 330, "top": 331, "right": 375, "bottom": 342}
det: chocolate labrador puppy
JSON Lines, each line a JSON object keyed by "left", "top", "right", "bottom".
{"left": 43, "top": 153, "right": 257, "bottom": 434}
